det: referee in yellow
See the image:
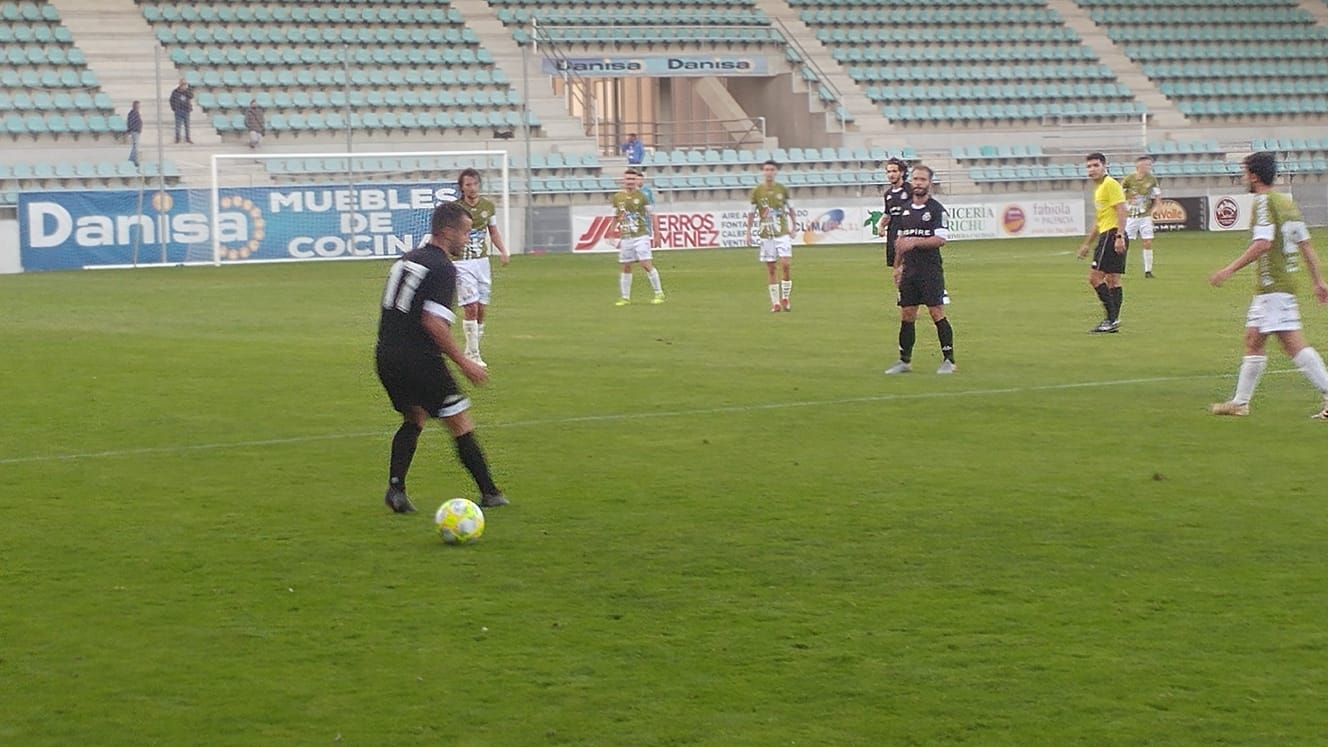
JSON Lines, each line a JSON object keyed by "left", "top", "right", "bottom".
{"left": 1078, "top": 151, "right": 1129, "bottom": 333}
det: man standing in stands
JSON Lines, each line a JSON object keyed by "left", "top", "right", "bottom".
{"left": 621, "top": 132, "right": 644, "bottom": 165}
{"left": 126, "top": 100, "right": 142, "bottom": 166}
{"left": 244, "top": 99, "right": 265, "bottom": 150}
{"left": 169, "top": 79, "right": 193, "bottom": 144}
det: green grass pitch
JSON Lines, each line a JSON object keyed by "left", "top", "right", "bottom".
{"left": 3, "top": 233, "right": 1328, "bottom": 745}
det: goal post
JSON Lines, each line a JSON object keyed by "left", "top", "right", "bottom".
{"left": 208, "top": 149, "right": 511, "bottom": 266}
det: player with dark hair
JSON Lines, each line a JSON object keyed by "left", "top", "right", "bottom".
{"left": 1077, "top": 152, "right": 1128, "bottom": 333}
{"left": 375, "top": 201, "right": 508, "bottom": 513}
{"left": 875, "top": 157, "right": 911, "bottom": 281}
{"left": 747, "top": 159, "right": 796, "bottom": 312}
{"left": 453, "top": 168, "right": 510, "bottom": 368}
{"left": 611, "top": 167, "right": 664, "bottom": 305}
{"left": 1209, "top": 151, "right": 1328, "bottom": 418}
{"left": 1121, "top": 155, "right": 1162, "bottom": 278}
{"left": 884, "top": 164, "right": 956, "bottom": 374}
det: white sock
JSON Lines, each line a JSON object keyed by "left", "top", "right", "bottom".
{"left": 619, "top": 272, "right": 632, "bottom": 299}
{"left": 646, "top": 268, "right": 662, "bottom": 294}
{"left": 780, "top": 279, "right": 792, "bottom": 300}
{"left": 1233, "top": 355, "right": 1267, "bottom": 405}
{"left": 1143, "top": 248, "right": 1154, "bottom": 272}
{"left": 1292, "top": 347, "right": 1328, "bottom": 396}
{"left": 463, "top": 320, "right": 479, "bottom": 357}
{"left": 477, "top": 322, "right": 485, "bottom": 339}
{"left": 768, "top": 284, "right": 780, "bottom": 305}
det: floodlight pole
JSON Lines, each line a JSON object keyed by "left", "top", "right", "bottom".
{"left": 522, "top": 26, "right": 534, "bottom": 252}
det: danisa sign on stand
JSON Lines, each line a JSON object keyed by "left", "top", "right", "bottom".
{"left": 18, "top": 183, "right": 457, "bottom": 271}
{"left": 543, "top": 56, "right": 769, "bottom": 77}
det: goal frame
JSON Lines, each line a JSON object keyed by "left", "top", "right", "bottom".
{"left": 209, "top": 149, "right": 510, "bottom": 266}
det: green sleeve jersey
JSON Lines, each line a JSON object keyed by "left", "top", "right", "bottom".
{"left": 750, "top": 182, "right": 791, "bottom": 238}
{"left": 1252, "top": 191, "right": 1311, "bottom": 295}
{"left": 612, "top": 190, "right": 650, "bottom": 239}
{"left": 1120, "top": 173, "right": 1161, "bottom": 218}
{"left": 457, "top": 197, "right": 497, "bottom": 260}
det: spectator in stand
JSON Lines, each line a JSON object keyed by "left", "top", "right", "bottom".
{"left": 169, "top": 79, "right": 193, "bottom": 144}
{"left": 244, "top": 99, "right": 265, "bottom": 150}
{"left": 126, "top": 100, "right": 142, "bottom": 166}
{"left": 621, "top": 132, "right": 644, "bottom": 165}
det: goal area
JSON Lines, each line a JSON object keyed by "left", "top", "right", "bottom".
{"left": 206, "top": 150, "right": 510, "bottom": 265}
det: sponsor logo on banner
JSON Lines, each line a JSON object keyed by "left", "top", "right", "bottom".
{"left": 20, "top": 182, "right": 458, "bottom": 271}
{"left": 1151, "top": 197, "right": 1208, "bottom": 232}
{"left": 543, "top": 55, "right": 768, "bottom": 77}
{"left": 801, "top": 208, "right": 847, "bottom": 243}
{"left": 1001, "top": 205, "right": 1026, "bottom": 235}
{"left": 1207, "top": 192, "right": 1289, "bottom": 232}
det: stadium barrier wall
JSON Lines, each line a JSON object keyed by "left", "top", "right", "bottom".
{"left": 0, "top": 219, "right": 20, "bottom": 274}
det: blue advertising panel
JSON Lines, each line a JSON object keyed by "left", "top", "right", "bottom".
{"left": 19, "top": 181, "right": 458, "bottom": 271}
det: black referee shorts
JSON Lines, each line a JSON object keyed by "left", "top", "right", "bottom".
{"left": 375, "top": 348, "right": 470, "bottom": 418}
{"left": 1091, "top": 228, "right": 1128, "bottom": 275}
{"left": 898, "top": 268, "right": 947, "bottom": 308}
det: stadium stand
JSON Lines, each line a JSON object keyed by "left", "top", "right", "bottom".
{"left": 137, "top": 0, "right": 538, "bottom": 139}
{"left": 496, "top": 0, "right": 780, "bottom": 47}
{"left": 1078, "top": 0, "right": 1328, "bottom": 118}
{"left": 794, "top": 0, "right": 1146, "bottom": 125}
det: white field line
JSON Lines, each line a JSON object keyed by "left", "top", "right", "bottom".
{"left": 0, "top": 369, "right": 1291, "bottom": 466}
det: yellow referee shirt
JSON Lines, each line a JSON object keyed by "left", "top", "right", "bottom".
{"left": 1094, "top": 175, "right": 1126, "bottom": 233}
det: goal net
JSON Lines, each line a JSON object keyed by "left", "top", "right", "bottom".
{"left": 205, "top": 150, "right": 510, "bottom": 265}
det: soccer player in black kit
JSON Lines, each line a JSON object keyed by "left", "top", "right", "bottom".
{"left": 375, "top": 201, "right": 508, "bottom": 513}
{"left": 884, "top": 164, "right": 956, "bottom": 375}
{"left": 874, "top": 157, "right": 911, "bottom": 280}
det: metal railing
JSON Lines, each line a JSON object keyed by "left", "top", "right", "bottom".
{"left": 530, "top": 18, "right": 600, "bottom": 142}
{"left": 600, "top": 117, "right": 766, "bottom": 155}
{"left": 770, "top": 18, "right": 847, "bottom": 129}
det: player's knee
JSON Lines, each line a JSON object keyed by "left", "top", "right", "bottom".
{"left": 403, "top": 408, "right": 428, "bottom": 429}
{"left": 442, "top": 411, "right": 474, "bottom": 437}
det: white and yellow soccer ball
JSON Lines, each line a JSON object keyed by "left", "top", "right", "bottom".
{"left": 435, "top": 498, "right": 485, "bottom": 544}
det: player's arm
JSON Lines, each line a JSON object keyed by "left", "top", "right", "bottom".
{"left": 645, "top": 204, "right": 660, "bottom": 248}
{"left": 1292, "top": 229, "right": 1328, "bottom": 303}
{"left": 1149, "top": 186, "right": 1163, "bottom": 213}
{"left": 487, "top": 221, "right": 510, "bottom": 266}
{"left": 1209, "top": 236, "right": 1272, "bottom": 287}
{"left": 785, "top": 200, "right": 797, "bottom": 239}
{"left": 1112, "top": 201, "right": 1127, "bottom": 253}
{"left": 1078, "top": 223, "right": 1099, "bottom": 258}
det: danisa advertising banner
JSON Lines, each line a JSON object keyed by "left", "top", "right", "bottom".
{"left": 542, "top": 55, "right": 768, "bottom": 77}
{"left": 19, "top": 182, "right": 457, "bottom": 271}
{"left": 571, "top": 198, "right": 1087, "bottom": 253}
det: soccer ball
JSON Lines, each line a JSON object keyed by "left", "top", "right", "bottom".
{"left": 434, "top": 498, "right": 485, "bottom": 544}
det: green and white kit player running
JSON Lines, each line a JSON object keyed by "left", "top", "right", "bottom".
{"left": 1209, "top": 151, "right": 1328, "bottom": 419}
{"left": 611, "top": 167, "right": 665, "bottom": 306}
{"left": 747, "top": 159, "right": 796, "bottom": 312}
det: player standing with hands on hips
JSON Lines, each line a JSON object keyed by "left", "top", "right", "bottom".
{"left": 1078, "top": 152, "right": 1128, "bottom": 333}
{"left": 884, "top": 164, "right": 956, "bottom": 375}
{"left": 375, "top": 201, "right": 509, "bottom": 514}
{"left": 611, "top": 168, "right": 665, "bottom": 306}
{"left": 1209, "top": 151, "right": 1328, "bottom": 419}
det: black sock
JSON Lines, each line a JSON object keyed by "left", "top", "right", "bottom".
{"left": 1094, "top": 283, "right": 1112, "bottom": 318}
{"left": 935, "top": 317, "right": 954, "bottom": 362}
{"left": 454, "top": 431, "right": 499, "bottom": 496}
{"left": 389, "top": 421, "right": 422, "bottom": 491}
{"left": 1110, "top": 286, "right": 1123, "bottom": 322}
{"left": 898, "top": 320, "right": 916, "bottom": 363}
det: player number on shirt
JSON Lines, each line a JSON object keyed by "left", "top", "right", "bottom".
{"left": 382, "top": 260, "right": 429, "bottom": 312}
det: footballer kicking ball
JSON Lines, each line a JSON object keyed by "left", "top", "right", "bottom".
{"left": 435, "top": 498, "right": 485, "bottom": 544}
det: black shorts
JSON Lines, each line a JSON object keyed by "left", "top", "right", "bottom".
{"left": 1091, "top": 228, "right": 1128, "bottom": 274}
{"left": 375, "top": 348, "right": 470, "bottom": 418}
{"left": 898, "top": 268, "right": 946, "bottom": 308}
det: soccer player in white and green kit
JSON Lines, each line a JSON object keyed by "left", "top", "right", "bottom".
{"left": 611, "top": 168, "right": 664, "bottom": 306}
{"left": 454, "top": 168, "right": 510, "bottom": 368}
{"left": 1209, "top": 152, "right": 1328, "bottom": 419}
{"left": 1121, "top": 156, "right": 1162, "bottom": 277}
{"left": 746, "top": 160, "right": 796, "bottom": 312}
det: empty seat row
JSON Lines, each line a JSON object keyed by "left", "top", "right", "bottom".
{"left": 1, "top": 68, "right": 99, "bottom": 89}
{"left": 0, "top": 90, "right": 113, "bottom": 111}
{"left": 819, "top": 26, "right": 1078, "bottom": 44}
{"left": 0, "top": 160, "right": 178, "bottom": 180}
{"left": 1160, "top": 79, "right": 1328, "bottom": 96}
{"left": 869, "top": 82, "right": 1132, "bottom": 102}
{"left": 516, "top": 26, "right": 779, "bottom": 45}
{"left": 156, "top": 25, "right": 478, "bottom": 46}
{"left": 1180, "top": 98, "right": 1328, "bottom": 116}
{"left": 489, "top": 0, "right": 759, "bottom": 6}
{"left": 891, "top": 101, "right": 1146, "bottom": 122}
{"left": 835, "top": 45, "right": 1098, "bottom": 64}
{"left": 1250, "top": 137, "right": 1328, "bottom": 152}
{"left": 1110, "top": 26, "right": 1328, "bottom": 42}
{"left": 952, "top": 144, "right": 1045, "bottom": 160}
{"left": 801, "top": 7, "right": 1057, "bottom": 24}
{"left": 213, "top": 109, "right": 536, "bottom": 133}
{"left": 1144, "top": 60, "right": 1328, "bottom": 78}
{"left": 185, "top": 67, "right": 505, "bottom": 91}
{"left": 0, "top": 0, "right": 60, "bottom": 22}
{"left": 0, "top": 22, "right": 71, "bottom": 43}
{"left": 198, "top": 88, "right": 522, "bottom": 111}
{"left": 141, "top": 4, "right": 464, "bottom": 25}
{"left": 1092, "top": 7, "right": 1307, "bottom": 24}
{"left": 167, "top": 45, "right": 493, "bottom": 68}
{"left": 641, "top": 146, "right": 914, "bottom": 167}
{"left": 3, "top": 43, "right": 87, "bottom": 66}
{"left": 497, "top": 7, "right": 766, "bottom": 24}
{"left": 1125, "top": 42, "right": 1328, "bottom": 61}
{"left": 850, "top": 63, "right": 1113, "bottom": 83}
{"left": 1, "top": 112, "right": 127, "bottom": 135}
{"left": 789, "top": 0, "right": 1045, "bottom": 7}
{"left": 1146, "top": 139, "right": 1221, "bottom": 155}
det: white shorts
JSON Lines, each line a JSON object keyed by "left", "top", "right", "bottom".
{"left": 455, "top": 257, "right": 493, "bottom": 306}
{"left": 1246, "top": 292, "right": 1302, "bottom": 334}
{"left": 1125, "top": 216, "right": 1155, "bottom": 240}
{"left": 758, "top": 236, "right": 793, "bottom": 262}
{"left": 618, "top": 236, "right": 653, "bottom": 264}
